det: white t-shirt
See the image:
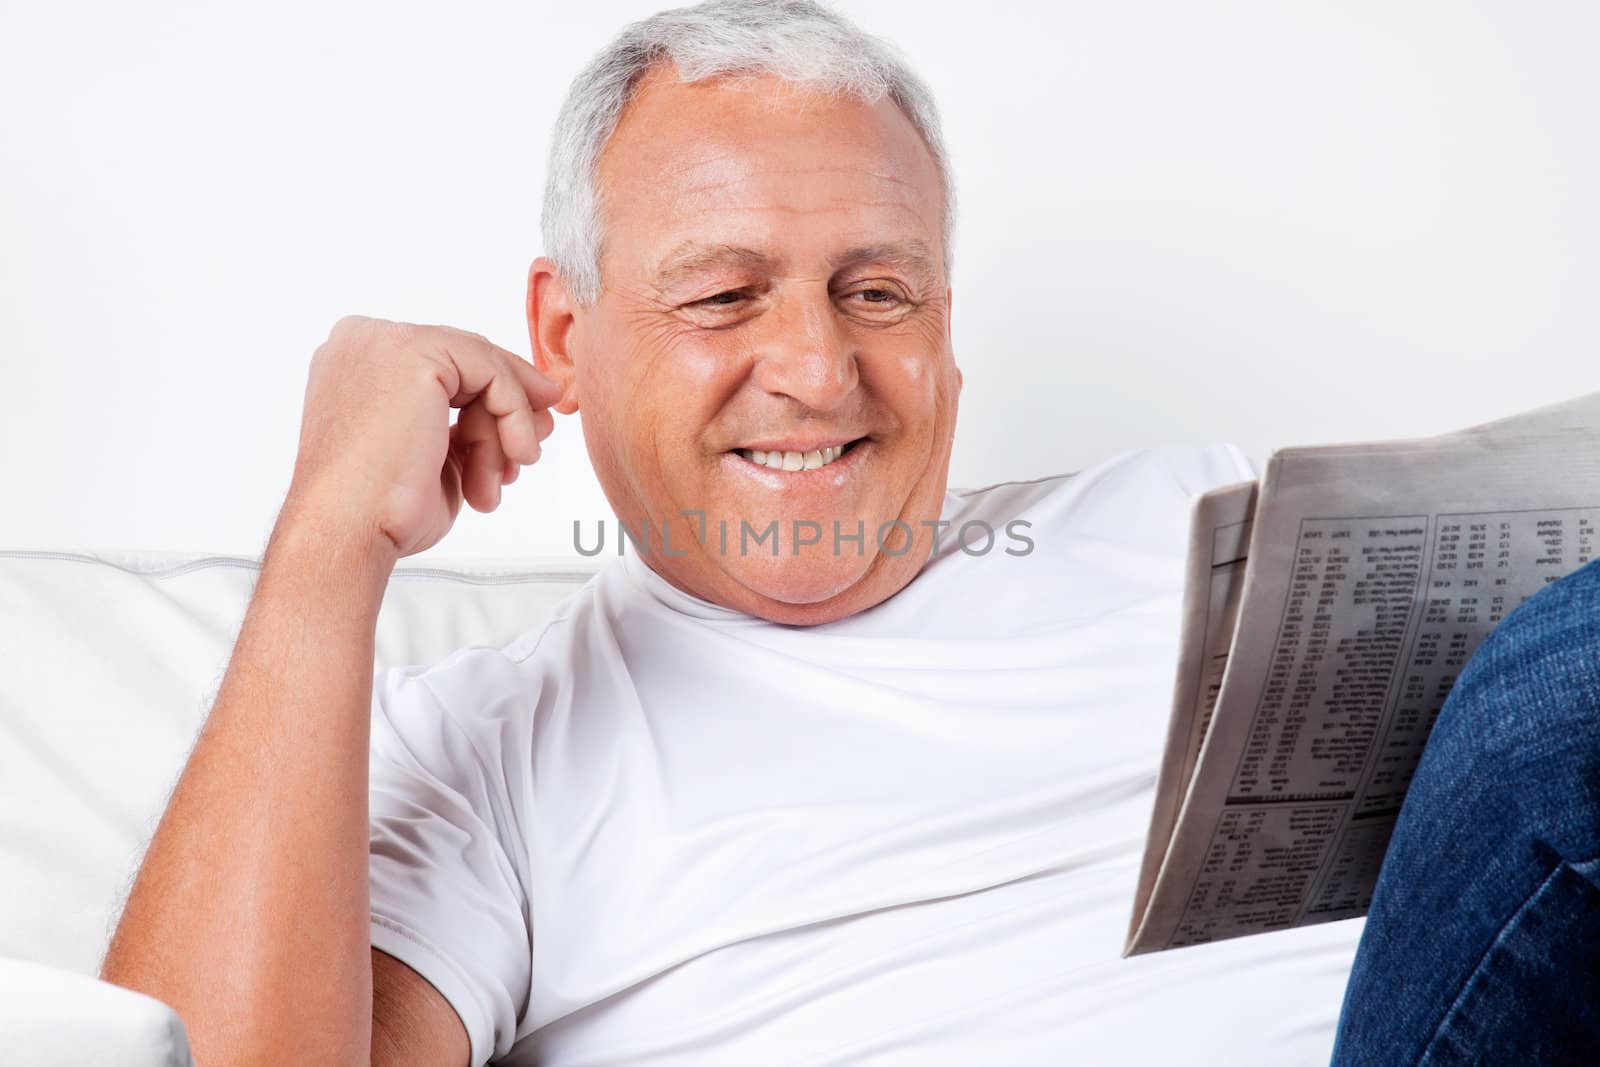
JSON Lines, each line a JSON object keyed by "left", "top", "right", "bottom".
{"left": 367, "top": 443, "right": 1362, "bottom": 1066}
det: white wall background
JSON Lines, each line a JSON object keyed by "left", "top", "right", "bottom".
{"left": 3, "top": 0, "right": 1595, "bottom": 560}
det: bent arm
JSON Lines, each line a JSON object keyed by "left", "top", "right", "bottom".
{"left": 100, "top": 500, "right": 465, "bottom": 1065}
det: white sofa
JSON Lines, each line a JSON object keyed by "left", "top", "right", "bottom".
{"left": 0, "top": 548, "right": 599, "bottom": 1063}
{"left": 0, "top": 547, "right": 1362, "bottom": 1064}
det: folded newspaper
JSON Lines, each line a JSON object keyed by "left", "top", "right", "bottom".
{"left": 1126, "top": 391, "right": 1600, "bottom": 955}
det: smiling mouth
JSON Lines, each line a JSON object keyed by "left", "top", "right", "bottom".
{"left": 732, "top": 438, "right": 867, "bottom": 472}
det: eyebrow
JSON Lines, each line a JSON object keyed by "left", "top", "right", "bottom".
{"left": 651, "top": 243, "right": 778, "bottom": 291}
{"left": 650, "top": 238, "right": 941, "bottom": 293}
{"left": 833, "top": 240, "right": 941, "bottom": 288}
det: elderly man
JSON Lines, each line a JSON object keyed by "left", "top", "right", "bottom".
{"left": 101, "top": 1, "right": 1595, "bottom": 1064}
{"left": 89, "top": 2, "right": 1265, "bottom": 1063}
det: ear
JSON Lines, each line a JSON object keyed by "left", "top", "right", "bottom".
{"left": 527, "top": 256, "right": 581, "bottom": 415}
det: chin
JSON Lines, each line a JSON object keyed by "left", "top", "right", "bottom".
{"left": 725, "top": 550, "right": 876, "bottom": 608}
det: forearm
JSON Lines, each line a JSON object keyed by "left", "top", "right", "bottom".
{"left": 101, "top": 501, "right": 398, "bottom": 1065}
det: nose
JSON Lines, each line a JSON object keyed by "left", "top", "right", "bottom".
{"left": 749, "top": 285, "right": 859, "bottom": 412}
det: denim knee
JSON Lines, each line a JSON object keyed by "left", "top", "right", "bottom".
{"left": 1418, "top": 557, "right": 1600, "bottom": 863}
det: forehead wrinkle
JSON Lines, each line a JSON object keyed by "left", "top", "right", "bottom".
{"left": 664, "top": 163, "right": 927, "bottom": 193}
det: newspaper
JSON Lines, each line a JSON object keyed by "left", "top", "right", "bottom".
{"left": 1125, "top": 391, "right": 1600, "bottom": 955}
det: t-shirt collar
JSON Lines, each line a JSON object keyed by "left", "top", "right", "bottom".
{"left": 618, "top": 547, "right": 755, "bottom": 623}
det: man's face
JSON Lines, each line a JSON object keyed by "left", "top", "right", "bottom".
{"left": 533, "top": 64, "right": 961, "bottom": 626}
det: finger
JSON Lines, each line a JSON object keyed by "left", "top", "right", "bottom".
{"left": 468, "top": 351, "right": 548, "bottom": 465}
{"left": 456, "top": 399, "right": 507, "bottom": 511}
{"left": 440, "top": 434, "right": 466, "bottom": 524}
{"left": 427, "top": 327, "right": 564, "bottom": 412}
{"left": 506, "top": 352, "right": 566, "bottom": 411}
{"left": 531, "top": 406, "right": 555, "bottom": 443}
{"left": 465, "top": 439, "right": 502, "bottom": 513}
{"left": 466, "top": 359, "right": 540, "bottom": 467}
{"left": 423, "top": 329, "right": 559, "bottom": 463}
{"left": 499, "top": 403, "right": 542, "bottom": 466}
{"left": 493, "top": 426, "right": 522, "bottom": 486}
{"left": 460, "top": 390, "right": 540, "bottom": 495}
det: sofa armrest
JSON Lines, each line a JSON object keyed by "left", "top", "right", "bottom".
{"left": 0, "top": 956, "right": 193, "bottom": 1067}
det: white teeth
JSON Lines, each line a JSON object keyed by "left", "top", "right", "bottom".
{"left": 736, "top": 442, "right": 855, "bottom": 471}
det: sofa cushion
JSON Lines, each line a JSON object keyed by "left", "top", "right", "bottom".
{"left": 0, "top": 955, "right": 195, "bottom": 1067}
{"left": 0, "top": 549, "right": 598, "bottom": 974}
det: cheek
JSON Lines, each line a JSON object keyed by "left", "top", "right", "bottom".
{"left": 871, "top": 345, "right": 948, "bottom": 431}
{"left": 612, "top": 328, "right": 747, "bottom": 455}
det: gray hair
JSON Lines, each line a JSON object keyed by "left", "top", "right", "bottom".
{"left": 540, "top": 0, "right": 957, "bottom": 306}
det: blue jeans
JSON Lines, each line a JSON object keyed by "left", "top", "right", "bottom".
{"left": 1331, "top": 559, "right": 1600, "bottom": 1065}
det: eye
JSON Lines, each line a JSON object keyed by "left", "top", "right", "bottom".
{"left": 842, "top": 284, "right": 909, "bottom": 312}
{"left": 692, "top": 289, "right": 748, "bottom": 307}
